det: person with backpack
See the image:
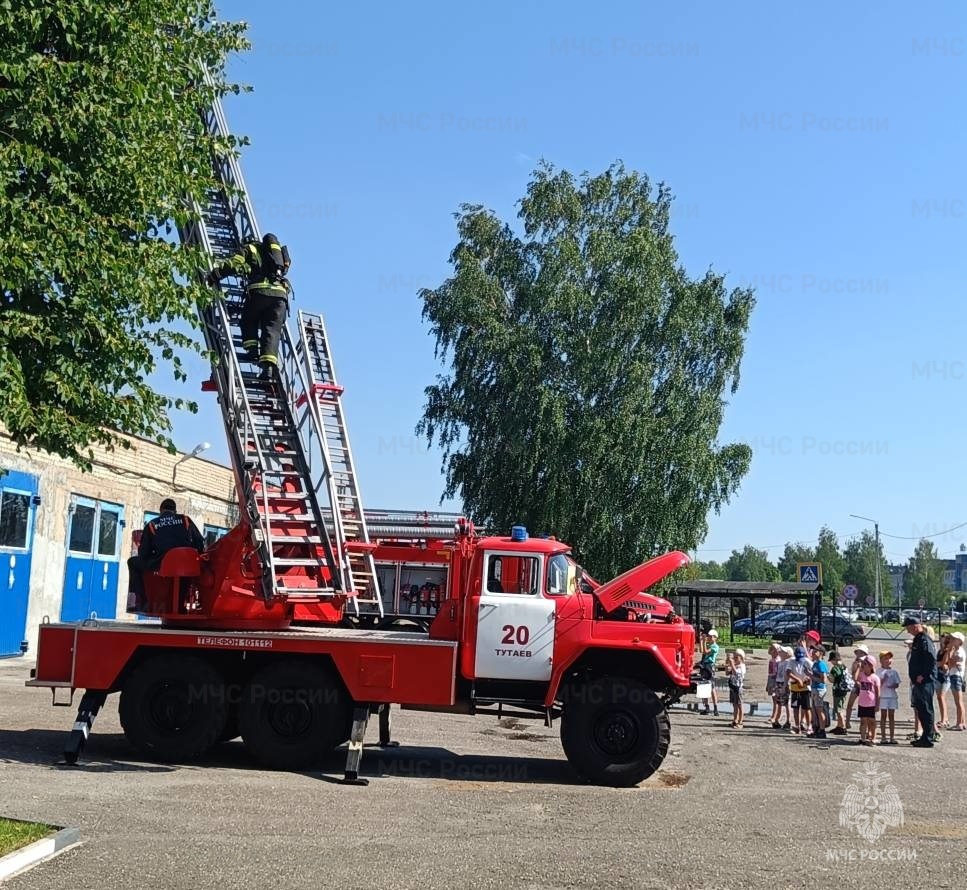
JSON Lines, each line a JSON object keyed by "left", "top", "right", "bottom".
{"left": 208, "top": 232, "right": 291, "bottom": 379}
{"left": 828, "top": 650, "right": 852, "bottom": 735}
{"left": 126, "top": 498, "right": 205, "bottom": 611}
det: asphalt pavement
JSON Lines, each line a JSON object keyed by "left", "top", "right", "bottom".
{"left": 1, "top": 655, "right": 965, "bottom": 890}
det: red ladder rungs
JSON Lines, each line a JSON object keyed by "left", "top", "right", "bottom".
{"left": 296, "top": 382, "right": 345, "bottom": 408}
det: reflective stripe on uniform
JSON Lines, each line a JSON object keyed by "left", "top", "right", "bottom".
{"left": 242, "top": 339, "right": 258, "bottom": 349}
{"left": 260, "top": 354, "right": 279, "bottom": 366}
{"left": 246, "top": 282, "right": 288, "bottom": 294}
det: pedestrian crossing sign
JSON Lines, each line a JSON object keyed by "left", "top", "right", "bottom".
{"left": 797, "top": 562, "right": 822, "bottom": 585}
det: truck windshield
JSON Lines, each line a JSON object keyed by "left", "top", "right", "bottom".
{"left": 547, "top": 554, "right": 572, "bottom": 596}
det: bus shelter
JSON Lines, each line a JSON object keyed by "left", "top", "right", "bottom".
{"left": 671, "top": 580, "right": 823, "bottom": 643}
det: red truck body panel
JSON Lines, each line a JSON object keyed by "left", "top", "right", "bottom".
{"left": 28, "top": 622, "right": 458, "bottom": 707}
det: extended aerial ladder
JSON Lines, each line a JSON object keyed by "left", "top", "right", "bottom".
{"left": 176, "top": 91, "right": 381, "bottom": 615}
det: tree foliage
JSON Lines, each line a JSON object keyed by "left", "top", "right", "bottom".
{"left": 777, "top": 542, "right": 814, "bottom": 582}
{"left": 0, "top": 1, "right": 246, "bottom": 468}
{"left": 418, "top": 162, "right": 755, "bottom": 578}
{"left": 843, "top": 530, "right": 891, "bottom": 606}
{"left": 690, "top": 560, "right": 726, "bottom": 580}
{"left": 723, "top": 545, "right": 780, "bottom": 582}
{"left": 904, "top": 538, "right": 949, "bottom": 609}
{"left": 814, "top": 526, "right": 847, "bottom": 598}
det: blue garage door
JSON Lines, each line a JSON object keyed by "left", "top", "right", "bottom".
{"left": 61, "top": 496, "right": 124, "bottom": 621}
{"left": 0, "top": 471, "right": 38, "bottom": 656}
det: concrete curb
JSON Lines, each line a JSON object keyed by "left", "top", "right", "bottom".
{"left": 0, "top": 826, "right": 80, "bottom": 882}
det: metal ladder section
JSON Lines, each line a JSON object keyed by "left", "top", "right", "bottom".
{"left": 177, "top": 91, "right": 365, "bottom": 608}
{"left": 296, "top": 311, "right": 381, "bottom": 611}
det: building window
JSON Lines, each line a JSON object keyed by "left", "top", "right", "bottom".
{"left": 68, "top": 498, "right": 123, "bottom": 559}
{"left": 204, "top": 525, "right": 229, "bottom": 548}
{"left": 68, "top": 504, "right": 97, "bottom": 553}
{"left": 0, "top": 490, "right": 30, "bottom": 549}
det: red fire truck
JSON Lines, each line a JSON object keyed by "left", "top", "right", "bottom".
{"left": 29, "top": 520, "right": 693, "bottom": 787}
{"left": 26, "top": 81, "right": 696, "bottom": 788}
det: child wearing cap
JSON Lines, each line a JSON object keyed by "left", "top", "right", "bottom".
{"left": 725, "top": 649, "right": 746, "bottom": 728}
{"left": 697, "top": 629, "right": 720, "bottom": 717}
{"left": 809, "top": 645, "right": 830, "bottom": 738}
{"left": 773, "top": 646, "right": 794, "bottom": 730}
{"left": 855, "top": 655, "right": 880, "bottom": 746}
{"left": 876, "top": 651, "right": 901, "bottom": 745}
{"left": 787, "top": 647, "right": 813, "bottom": 734}
{"left": 844, "top": 644, "right": 870, "bottom": 732}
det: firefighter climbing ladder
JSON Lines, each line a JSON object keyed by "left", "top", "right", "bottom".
{"left": 176, "top": 88, "right": 381, "bottom": 614}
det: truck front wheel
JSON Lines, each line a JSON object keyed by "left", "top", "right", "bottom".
{"left": 238, "top": 660, "right": 351, "bottom": 770}
{"left": 560, "top": 676, "right": 670, "bottom": 787}
{"left": 119, "top": 654, "right": 228, "bottom": 762}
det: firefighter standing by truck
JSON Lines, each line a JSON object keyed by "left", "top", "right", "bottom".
{"left": 208, "top": 232, "right": 291, "bottom": 379}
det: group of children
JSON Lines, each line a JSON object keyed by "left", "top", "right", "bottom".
{"left": 697, "top": 629, "right": 907, "bottom": 745}
{"left": 764, "top": 641, "right": 902, "bottom": 744}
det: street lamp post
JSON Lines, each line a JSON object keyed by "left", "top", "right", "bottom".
{"left": 850, "top": 513, "right": 881, "bottom": 610}
{"left": 172, "top": 441, "right": 211, "bottom": 487}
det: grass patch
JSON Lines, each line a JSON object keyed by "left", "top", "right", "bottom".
{"left": 0, "top": 818, "right": 53, "bottom": 858}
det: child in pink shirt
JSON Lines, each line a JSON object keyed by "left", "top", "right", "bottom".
{"left": 856, "top": 656, "right": 881, "bottom": 746}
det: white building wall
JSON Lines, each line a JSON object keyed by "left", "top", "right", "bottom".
{"left": 1, "top": 432, "right": 236, "bottom": 655}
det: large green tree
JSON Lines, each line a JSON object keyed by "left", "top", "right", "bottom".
{"left": 418, "top": 163, "right": 755, "bottom": 577}
{"left": 0, "top": 1, "right": 246, "bottom": 467}
{"left": 778, "top": 542, "right": 815, "bottom": 582}
{"left": 814, "top": 526, "right": 847, "bottom": 598}
{"left": 843, "top": 530, "right": 891, "bottom": 606}
{"left": 723, "top": 546, "right": 780, "bottom": 582}
{"left": 904, "top": 538, "right": 949, "bottom": 609}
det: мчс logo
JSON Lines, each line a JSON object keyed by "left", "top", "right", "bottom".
{"left": 839, "top": 762, "right": 904, "bottom": 843}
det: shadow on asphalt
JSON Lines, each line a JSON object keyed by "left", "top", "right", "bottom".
{"left": 311, "top": 743, "right": 581, "bottom": 786}
{"left": 0, "top": 729, "right": 580, "bottom": 785}
{"left": 0, "top": 728, "right": 177, "bottom": 772}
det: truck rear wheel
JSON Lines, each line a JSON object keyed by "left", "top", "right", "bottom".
{"left": 119, "top": 654, "right": 228, "bottom": 762}
{"left": 560, "top": 676, "right": 670, "bottom": 788}
{"left": 238, "top": 660, "right": 351, "bottom": 770}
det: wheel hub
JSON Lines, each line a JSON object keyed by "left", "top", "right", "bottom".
{"left": 267, "top": 695, "right": 312, "bottom": 738}
{"left": 148, "top": 682, "right": 193, "bottom": 733}
{"left": 593, "top": 709, "right": 640, "bottom": 758}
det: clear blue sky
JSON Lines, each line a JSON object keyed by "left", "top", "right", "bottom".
{"left": 168, "top": 0, "right": 967, "bottom": 569}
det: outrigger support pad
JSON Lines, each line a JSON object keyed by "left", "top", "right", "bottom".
{"left": 341, "top": 704, "right": 372, "bottom": 785}
{"left": 64, "top": 690, "right": 107, "bottom": 765}
{"left": 378, "top": 703, "right": 398, "bottom": 747}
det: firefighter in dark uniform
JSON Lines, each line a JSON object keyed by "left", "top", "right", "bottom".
{"left": 904, "top": 614, "right": 939, "bottom": 746}
{"left": 207, "top": 232, "right": 291, "bottom": 379}
{"left": 127, "top": 498, "right": 205, "bottom": 611}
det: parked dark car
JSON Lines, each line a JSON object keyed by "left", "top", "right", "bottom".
{"left": 754, "top": 610, "right": 806, "bottom": 636}
{"left": 733, "top": 609, "right": 790, "bottom": 634}
{"left": 776, "top": 616, "right": 866, "bottom": 647}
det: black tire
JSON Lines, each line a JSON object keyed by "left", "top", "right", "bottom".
{"left": 238, "top": 659, "right": 351, "bottom": 770}
{"left": 560, "top": 676, "right": 669, "bottom": 788}
{"left": 119, "top": 654, "right": 228, "bottom": 762}
{"left": 839, "top": 635, "right": 854, "bottom": 647}
{"left": 218, "top": 706, "right": 240, "bottom": 743}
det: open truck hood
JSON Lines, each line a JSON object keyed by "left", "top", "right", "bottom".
{"left": 593, "top": 550, "right": 690, "bottom": 614}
